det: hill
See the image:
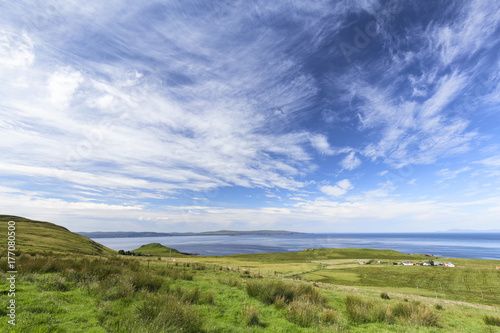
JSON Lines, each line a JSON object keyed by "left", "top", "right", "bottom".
{"left": 0, "top": 215, "right": 116, "bottom": 256}
{"left": 131, "top": 243, "right": 193, "bottom": 257}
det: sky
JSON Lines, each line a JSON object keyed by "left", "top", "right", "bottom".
{"left": 1, "top": 0, "right": 500, "bottom": 233}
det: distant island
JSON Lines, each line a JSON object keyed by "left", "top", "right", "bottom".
{"left": 78, "top": 230, "right": 304, "bottom": 238}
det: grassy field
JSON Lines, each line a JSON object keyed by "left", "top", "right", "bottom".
{"left": 0, "top": 216, "right": 499, "bottom": 332}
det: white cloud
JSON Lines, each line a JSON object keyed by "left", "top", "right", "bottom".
{"left": 475, "top": 156, "right": 500, "bottom": 167}
{"left": 309, "top": 134, "right": 334, "bottom": 155}
{"left": 433, "top": 0, "right": 500, "bottom": 65}
{"left": 436, "top": 166, "right": 471, "bottom": 179}
{"left": 319, "top": 179, "right": 353, "bottom": 197}
{"left": 0, "top": 30, "right": 34, "bottom": 69}
{"left": 340, "top": 151, "right": 361, "bottom": 170}
{"left": 48, "top": 69, "right": 84, "bottom": 106}
{"left": 354, "top": 73, "right": 476, "bottom": 167}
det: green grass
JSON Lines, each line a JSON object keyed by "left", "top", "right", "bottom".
{"left": 0, "top": 215, "right": 115, "bottom": 256}
{"left": 302, "top": 264, "right": 500, "bottom": 306}
{"left": 1, "top": 216, "right": 500, "bottom": 332}
{"left": 1, "top": 251, "right": 499, "bottom": 332}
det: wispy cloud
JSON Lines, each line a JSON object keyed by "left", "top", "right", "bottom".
{"left": 436, "top": 167, "right": 471, "bottom": 180}
{"left": 1, "top": 1, "right": 499, "bottom": 232}
{"left": 340, "top": 151, "right": 361, "bottom": 170}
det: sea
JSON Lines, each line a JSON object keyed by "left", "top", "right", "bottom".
{"left": 92, "top": 233, "right": 500, "bottom": 260}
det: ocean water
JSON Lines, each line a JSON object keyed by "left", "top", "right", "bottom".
{"left": 93, "top": 233, "right": 500, "bottom": 260}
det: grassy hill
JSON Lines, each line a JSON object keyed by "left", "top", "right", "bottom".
{"left": 0, "top": 215, "right": 116, "bottom": 256}
{"left": 131, "top": 243, "right": 189, "bottom": 257}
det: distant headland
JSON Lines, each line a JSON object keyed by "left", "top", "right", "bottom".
{"left": 78, "top": 230, "right": 305, "bottom": 238}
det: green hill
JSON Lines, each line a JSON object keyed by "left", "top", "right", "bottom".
{"left": 131, "top": 243, "right": 190, "bottom": 257}
{"left": 0, "top": 215, "right": 116, "bottom": 256}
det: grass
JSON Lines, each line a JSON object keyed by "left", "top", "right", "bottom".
{"left": 302, "top": 263, "right": 500, "bottom": 306}
{"left": 1, "top": 252, "right": 499, "bottom": 332}
{"left": 484, "top": 315, "right": 500, "bottom": 327}
{"left": 246, "top": 279, "right": 326, "bottom": 305}
{"left": 1, "top": 216, "right": 500, "bottom": 332}
{"left": 241, "top": 305, "right": 261, "bottom": 326}
{"left": 0, "top": 215, "right": 115, "bottom": 256}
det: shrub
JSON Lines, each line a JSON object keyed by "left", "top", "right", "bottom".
{"left": 241, "top": 305, "right": 260, "bottom": 326}
{"left": 381, "top": 292, "right": 390, "bottom": 300}
{"left": 484, "top": 315, "right": 500, "bottom": 327}
{"left": 284, "top": 300, "right": 319, "bottom": 327}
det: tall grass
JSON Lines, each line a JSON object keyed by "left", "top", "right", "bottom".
{"left": 345, "top": 296, "right": 439, "bottom": 327}
{"left": 217, "top": 276, "right": 241, "bottom": 288}
{"left": 391, "top": 301, "right": 439, "bottom": 326}
{"left": 246, "top": 280, "right": 326, "bottom": 306}
{"left": 484, "top": 315, "right": 500, "bottom": 327}
{"left": 135, "top": 294, "right": 203, "bottom": 332}
{"left": 345, "top": 295, "right": 392, "bottom": 324}
{"left": 284, "top": 300, "right": 319, "bottom": 327}
{"left": 241, "top": 305, "right": 260, "bottom": 326}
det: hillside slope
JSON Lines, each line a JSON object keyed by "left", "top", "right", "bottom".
{"left": 0, "top": 215, "right": 116, "bottom": 256}
{"left": 132, "top": 243, "right": 192, "bottom": 257}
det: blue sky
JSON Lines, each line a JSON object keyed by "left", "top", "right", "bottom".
{"left": 1, "top": 0, "right": 500, "bottom": 232}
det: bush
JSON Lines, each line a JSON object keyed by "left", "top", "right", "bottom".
{"left": 241, "top": 305, "right": 260, "bottom": 326}
{"left": 381, "top": 292, "right": 390, "bottom": 300}
{"left": 284, "top": 300, "right": 319, "bottom": 327}
{"left": 484, "top": 315, "right": 500, "bottom": 327}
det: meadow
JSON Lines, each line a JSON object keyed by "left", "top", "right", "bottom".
{"left": 1, "top": 216, "right": 499, "bottom": 332}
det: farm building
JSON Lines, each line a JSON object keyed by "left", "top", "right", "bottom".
{"left": 402, "top": 261, "right": 414, "bottom": 266}
{"left": 444, "top": 261, "right": 455, "bottom": 267}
